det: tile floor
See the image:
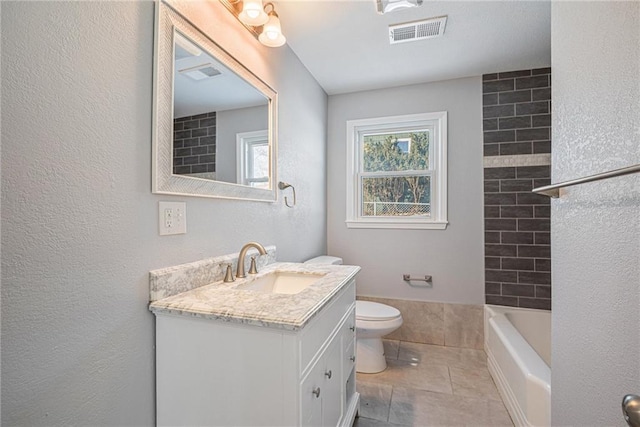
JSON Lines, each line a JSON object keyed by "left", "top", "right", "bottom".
{"left": 354, "top": 340, "right": 514, "bottom": 427}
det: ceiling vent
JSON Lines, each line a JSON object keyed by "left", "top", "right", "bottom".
{"left": 178, "top": 63, "right": 222, "bottom": 81}
{"left": 389, "top": 16, "right": 447, "bottom": 44}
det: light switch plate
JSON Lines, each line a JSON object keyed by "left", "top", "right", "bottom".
{"left": 159, "top": 201, "right": 186, "bottom": 235}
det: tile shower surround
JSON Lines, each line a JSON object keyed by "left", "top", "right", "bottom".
{"left": 482, "top": 68, "right": 551, "bottom": 157}
{"left": 173, "top": 111, "right": 217, "bottom": 175}
{"left": 483, "top": 68, "right": 552, "bottom": 310}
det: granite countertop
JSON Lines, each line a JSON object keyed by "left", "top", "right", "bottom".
{"left": 149, "top": 262, "right": 360, "bottom": 331}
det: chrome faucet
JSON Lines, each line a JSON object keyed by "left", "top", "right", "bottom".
{"left": 236, "top": 242, "right": 267, "bottom": 279}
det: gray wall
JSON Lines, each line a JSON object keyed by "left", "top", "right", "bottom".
{"left": 1, "top": 1, "right": 327, "bottom": 424}
{"left": 217, "top": 105, "right": 269, "bottom": 183}
{"left": 551, "top": 2, "right": 640, "bottom": 425}
{"left": 327, "top": 77, "right": 484, "bottom": 304}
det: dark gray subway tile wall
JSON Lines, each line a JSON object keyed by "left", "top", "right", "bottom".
{"left": 173, "top": 112, "right": 217, "bottom": 175}
{"left": 482, "top": 69, "right": 551, "bottom": 157}
{"left": 484, "top": 165, "right": 552, "bottom": 310}
{"left": 483, "top": 68, "right": 552, "bottom": 311}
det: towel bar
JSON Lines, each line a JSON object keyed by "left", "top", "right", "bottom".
{"left": 532, "top": 163, "right": 640, "bottom": 198}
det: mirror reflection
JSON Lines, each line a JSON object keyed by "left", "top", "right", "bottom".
{"left": 172, "top": 30, "right": 270, "bottom": 188}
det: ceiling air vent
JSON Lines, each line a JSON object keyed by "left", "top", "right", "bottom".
{"left": 178, "top": 63, "right": 222, "bottom": 81}
{"left": 389, "top": 16, "right": 447, "bottom": 44}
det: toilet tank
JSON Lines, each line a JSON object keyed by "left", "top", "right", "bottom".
{"left": 304, "top": 256, "right": 343, "bottom": 265}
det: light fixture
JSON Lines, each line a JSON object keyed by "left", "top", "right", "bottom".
{"left": 257, "top": 3, "right": 286, "bottom": 48}
{"left": 220, "top": 0, "right": 287, "bottom": 48}
{"left": 238, "top": 0, "right": 269, "bottom": 26}
{"left": 376, "top": 0, "right": 423, "bottom": 14}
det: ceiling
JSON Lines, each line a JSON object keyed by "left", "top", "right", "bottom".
{"left": 276, "top": 0, "right": 551, "bottom": 95}
{"left": 174, "top": 37, "right": 267, "bottom": 118}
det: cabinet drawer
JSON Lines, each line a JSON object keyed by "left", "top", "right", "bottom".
{"left": 342, "top": 306, "right": 356, "bottom": 372}
{"left": 341, "top": 306, "right": 356, "bottom": 347}
{"left": 300, "top": 279, "right": 355, "bottom": 373}
{"left": 344, "top": 338, "right": 355, "bottom": 374}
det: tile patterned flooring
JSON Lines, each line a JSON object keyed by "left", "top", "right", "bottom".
{"left": 354, "top": 340, "right": 514, "bottom": 427}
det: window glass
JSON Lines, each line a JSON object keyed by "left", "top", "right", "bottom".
{"left": 346, "top": 112, "right": 447, "bottom": 229}
{"left": 361, "top": 175, "right": 431, "bottom": 217}
{"left": 237, "top": 130, "right": 269, "bottom": 189}
{"left": 362, "top": 131, "right": 429, "bottom": 172}
{"left": 247, "top": 141, "right": 269, "bottom": 188}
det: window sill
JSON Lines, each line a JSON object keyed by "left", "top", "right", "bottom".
{"left": 345, "top": 220, "right": 448, "bottom": 230}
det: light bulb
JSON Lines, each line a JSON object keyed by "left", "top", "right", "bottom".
{"left": 377, "top": 0, "right": 422, "bottom": 14}
{"left": 258, "top": 11, "right": 286, "bottom": 47}
{"left": 239, "top": 0, "right": 269, "bottom": 26}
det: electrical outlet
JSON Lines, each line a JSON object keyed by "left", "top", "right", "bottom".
{"left": 159, "top": 201, "right": 186, "bottom": 235}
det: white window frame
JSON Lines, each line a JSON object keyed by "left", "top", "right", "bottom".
{"left": 236, "top": 130, "right": 269, "bottom": 187}
{"left": 346, "top": 112, "right": 448, "bottom": 230}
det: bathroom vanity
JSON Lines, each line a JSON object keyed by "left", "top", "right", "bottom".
{"left": 149, "top": 261, "right": 360, "bottom": 426}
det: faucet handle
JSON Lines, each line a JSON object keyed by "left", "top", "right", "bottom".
{"left": 248, "top": 256, "right": 258, "bottom": 274}
{"left": 223, "top": 263, "right": 235, "bottom": 282}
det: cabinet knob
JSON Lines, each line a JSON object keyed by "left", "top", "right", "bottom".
{"left": 324, "top": 370, "right": 332, "bottom": 379}
{"left": 312, "top": 387, "right": 321, "bottom": 398}
{"left": 349, "top": 355, "right": 356, "bottom": 362}
{"left": 349, "top": 326, "right": 355, "bottom": 332}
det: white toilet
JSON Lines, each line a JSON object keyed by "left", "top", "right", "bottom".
{"left": 354, "top": 300, "right": 403, "bottom": 373}
{"left": 304, "top": 256, "right": 403, "bottom": 374}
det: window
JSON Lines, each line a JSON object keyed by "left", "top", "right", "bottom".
{"left": 237, "top": 130, "right": 269, "bottom": 188}
{"left": 346, "top": 112, "right": 447, "bottom": 229}
{"left": 395, "top": 137, "right": 411, "bottom": 153}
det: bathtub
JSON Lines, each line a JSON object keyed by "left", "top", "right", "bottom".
{"left": 484, "top": 305, "right": 551, "bottom": 427}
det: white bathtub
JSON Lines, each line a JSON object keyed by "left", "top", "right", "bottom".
{"left": 484, "top": 305, "right": 551, "bottom": 427}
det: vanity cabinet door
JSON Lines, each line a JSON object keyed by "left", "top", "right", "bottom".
{"left": 301, "top": 358, "right": 324, "bottom": 426}
{"left": 322, "top": 335, "right": 343, "bottom": 427}
{"left": 301, "top": 334, "right": 343, "bottom": 427}
{"left": 300, "top": 316, "right": 350, "bottom": 427}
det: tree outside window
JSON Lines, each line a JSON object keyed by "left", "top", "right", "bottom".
{"left": 362, "top": 131, "right": 431, "bottom": 217}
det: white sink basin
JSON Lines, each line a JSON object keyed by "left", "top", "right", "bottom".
{"left": 235, "top": 272, "right": 325, "bottom": 295}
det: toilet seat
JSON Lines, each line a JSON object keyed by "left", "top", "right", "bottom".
{"left": 356, "top": 301, "right": 401, "bottom": 321}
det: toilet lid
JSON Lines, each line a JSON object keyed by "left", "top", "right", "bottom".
{"left": 356, "top": 301, "right": 401, "bottom": 321}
